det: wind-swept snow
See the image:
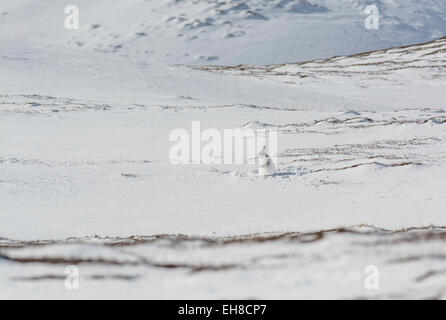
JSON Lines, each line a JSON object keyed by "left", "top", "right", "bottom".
{"left": 2, "top": 226, "right": 446, "bottom": 299}
{"left": 1, "top": 0, "right": 446, "bottom": 65}
{"left": 1, "top": 0, "right": 445, "bottom": 299}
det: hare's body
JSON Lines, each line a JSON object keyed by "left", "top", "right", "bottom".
{"left": 257, "top": 146, "right": 276, "bottom": 176}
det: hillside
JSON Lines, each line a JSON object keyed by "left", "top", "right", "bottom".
{"left": 1, "top": 0, "right": 446, "bottom": 65}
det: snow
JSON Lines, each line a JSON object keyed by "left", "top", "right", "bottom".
{"left": 2, "top": 226, "right": 446, "bottom": 299}
{"left": 2, "top": 0, "right": 446, "bottom": 65}
{"left": 0, "top": 0, "right": 445, "bottom": 299}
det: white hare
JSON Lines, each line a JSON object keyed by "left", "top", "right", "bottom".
{"left": 256, "top": 146, "right": 276, "bottom": 176}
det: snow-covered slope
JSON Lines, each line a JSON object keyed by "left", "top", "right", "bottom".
{"left": 1, "top": 36, "right": 446, "bottom": 240}
{"left": 2, "top": 226, "right": 446, "bottom": 299}
{"left": 201, "top": 36, "right": 446, "bottom": 108}
{"left": 1, "top": 0, "right": 446, "bottom": 299}
{"left": 1, "top": 0, "right": 446, "bottom": 65}
{"left": 204, "top": 36, "right": 446, "bottom": 80}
